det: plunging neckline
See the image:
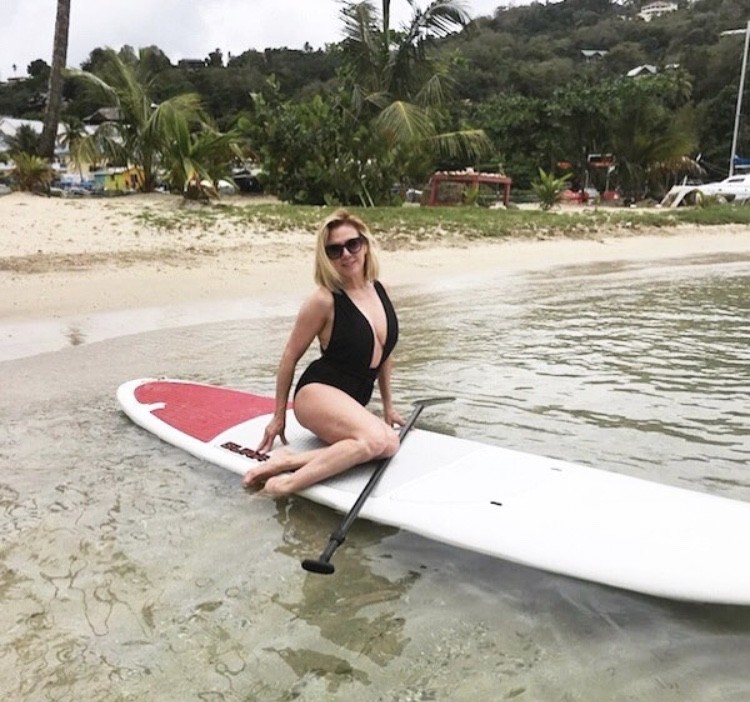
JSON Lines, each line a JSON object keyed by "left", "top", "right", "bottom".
{"left": 340, "top": 285, "right": 386, "bottom": 370}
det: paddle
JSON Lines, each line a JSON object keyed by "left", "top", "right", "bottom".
{"left": 301, "top": 396, "right": 454, "bottom": 575}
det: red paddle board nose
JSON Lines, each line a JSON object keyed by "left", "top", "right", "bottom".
{"left": 134, "top": 381, "right": 279, "bottom": 441}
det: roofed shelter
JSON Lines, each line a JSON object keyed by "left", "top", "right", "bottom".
{"left": 426, "top": 169, "right": 512, "bottom": 206}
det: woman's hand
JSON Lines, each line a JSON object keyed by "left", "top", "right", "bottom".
{"left": 257, "top": 414, "right": 288, "bottom": 453}
{"left": 383, "top": 405, "right": 406, "bottom": 429}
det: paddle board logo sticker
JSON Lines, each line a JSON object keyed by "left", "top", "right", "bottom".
{"left": 221, "top": 442, "right": 270, "bottom": 462}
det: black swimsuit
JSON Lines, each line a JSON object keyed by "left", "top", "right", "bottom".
{"left": 295, "top": 281, "right": 399, "bottom": 406}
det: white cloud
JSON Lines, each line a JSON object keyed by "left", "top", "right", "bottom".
{"left": 0, "top": 0, "right": 505, "bottom": 79}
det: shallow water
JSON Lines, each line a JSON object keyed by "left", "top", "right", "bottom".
{"left": 2, "top": 250, "right": 750, "bottom": 701}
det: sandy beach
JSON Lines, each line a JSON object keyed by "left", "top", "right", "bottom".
{"left": 2, "top": 191, "right": 750, "bottom": 323}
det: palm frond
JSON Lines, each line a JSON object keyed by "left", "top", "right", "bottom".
{"left": 429, "top": 128, "right": 492, "bottom": 160}
{"left": 67, "top": 66, "right": 120, "bottom": 106}
{"left": 375, "top": 100, "right": 435, "bottom": 144}
{"left": 406, "top": 0, "right": 470, "bottom": 40}
{"left": 413, "top": 73, "right": 450, "bottom": 108}
{"left": 363, "top": 90, "right": 394, "bottom": 112}
{"left": 340, "top": 1, "right": 387, "bottom": 87}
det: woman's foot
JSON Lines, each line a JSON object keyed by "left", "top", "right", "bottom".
{"left": 242, "top": 448, "right": 295, "bottom": 488}
{"left": 261, "top": 473, "right": 297, "bottom": 497}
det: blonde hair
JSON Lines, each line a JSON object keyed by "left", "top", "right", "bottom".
{"left": 313, "top": 208, "right": 380, "bottom": 291}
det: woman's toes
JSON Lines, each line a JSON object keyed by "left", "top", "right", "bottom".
{"left": 262, "top": 474, "right": 295, "bottom": 497}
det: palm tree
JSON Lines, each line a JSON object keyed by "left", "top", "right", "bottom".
{"left": 609, "top": 86, "right": 699, "bottom": 202}
{"left": 158, "top": 102, "right": 242, "bottom": 198}
{"left": 71, "top": 48, "right": 232, "bottom": 193}
{"left": 12, "top": 153, "right": 55, "bottom": 191}
{"left": 59, "top": 117, "right": 88, "bottom": 179}
{"left": 4, "top": 124, "right": 42, "bottom": 156}
{"left": 39, "top": 0, "right": 71, "bottom": 159}
{"left": 339, "top": 1, "right": 490, "bottom": 172}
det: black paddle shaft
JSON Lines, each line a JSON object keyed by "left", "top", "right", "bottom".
{"left": 301, "top": 396, "right": 454, "bottom": 575}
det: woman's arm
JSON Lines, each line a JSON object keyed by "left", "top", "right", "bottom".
{"left": 377, "top": 355, "right": 404, "bottom": 428}
{"left": 257, "top": 288, "right": 332, "bottom": 452}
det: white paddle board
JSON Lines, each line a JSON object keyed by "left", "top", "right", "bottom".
{"left": 117, "top": 378, "right": 750, "bottom": 604}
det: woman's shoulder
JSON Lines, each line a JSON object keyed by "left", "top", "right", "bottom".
{"left": 374, "top": 279, "right": 393, "bottom": 295}
{"left": 296, "top": 286, "right": 334, "bottom": 324}
{"left": 306, "top": 286, "right": 335, "bottom": 309}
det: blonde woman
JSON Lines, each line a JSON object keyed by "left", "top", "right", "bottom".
{"left": 243, "top": 209, "right": 404, "bottom": 496}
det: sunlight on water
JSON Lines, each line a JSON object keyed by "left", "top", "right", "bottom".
{"left": 2, "top": 252, "right": 750, "bottom": 701}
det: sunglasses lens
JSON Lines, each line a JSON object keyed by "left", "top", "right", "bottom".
{"left": 345, "top": 237, "right": 363, "bottom": 254}
{"left": 325, "top": 237, "right": 363, "bottom": 260}
{"left": 325, "top": 244, "right": 344, "bottom": 259}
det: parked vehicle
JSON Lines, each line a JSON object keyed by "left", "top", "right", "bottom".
{"left": 696, "top": 174, "right": 750, "bottom": 202}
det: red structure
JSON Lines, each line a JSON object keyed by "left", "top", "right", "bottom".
{"left": 426, "top": 170, "right": 512, "bottom": 206}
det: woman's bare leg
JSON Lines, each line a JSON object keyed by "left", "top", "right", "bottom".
{"left": 248, "top": 383, "right": 399, "bottom": 496}
{"left": 242, "top": 446, "right": 330, "bottom": 487}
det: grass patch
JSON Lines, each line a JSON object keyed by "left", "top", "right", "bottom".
{"left": 130, "top": 197, "right": 750, "bottom": 241}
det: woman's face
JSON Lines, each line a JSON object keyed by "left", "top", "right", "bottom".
{"left": 325, "top": 223, "right": 367, "bottom": 277}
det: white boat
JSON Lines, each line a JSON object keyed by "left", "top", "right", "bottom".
{"left": 696, "top": 174, "right": 750, "bottom": 201}
{"left": 660, "top": 174, "right": 750, "bottom": 207}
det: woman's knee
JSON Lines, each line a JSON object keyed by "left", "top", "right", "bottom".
{"left": 383, "top": 426, "right": 400, "bottom": 457}
{"left": 362, "top": 425, "right": 399, "bottom": 460}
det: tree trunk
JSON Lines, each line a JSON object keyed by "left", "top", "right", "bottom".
{"left": 39, "top": 0, "right": 72, "bottom": 160}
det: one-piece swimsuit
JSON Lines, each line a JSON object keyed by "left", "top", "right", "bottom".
{"left": 294, "top": 280, "right": 398, "bottom": 406}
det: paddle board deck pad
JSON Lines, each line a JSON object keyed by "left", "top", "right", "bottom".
{"left": 117, "top": 378, "right": 750, "bottom": 604}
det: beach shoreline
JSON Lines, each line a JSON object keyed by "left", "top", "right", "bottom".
{"left": 2, "top": 191, "right": 750, "bottom": 324}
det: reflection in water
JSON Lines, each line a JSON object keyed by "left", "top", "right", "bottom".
{"left": 273, "top": 648, "right": 368, "bottom": 693}
{"left": 65, "top": 324, "right": 86, "bottom": 346}
{"left": 270, "top": 499, "right": 416, "bottom": 688}
{"left": 1, "top": 252, "right": 750, "bottom": 700}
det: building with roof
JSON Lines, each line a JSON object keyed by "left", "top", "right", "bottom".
{"left": 638, "top": 1, "right": 678, "bottom": 21}
{"left": 626, "top": 64, "right": 658, "bottom": 77}
{"left": 581, "top": 50, "right": 608, "bottom": 62}
{"left": 0, "top": 116, "right": 96, "bottom": 185}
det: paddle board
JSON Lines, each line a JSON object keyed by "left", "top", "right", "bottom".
{"left": 117, "top": 378, "right": 750, "bottom": 604}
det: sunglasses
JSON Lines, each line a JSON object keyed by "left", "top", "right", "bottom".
{"left": 325, "top": 236, "right": 364, "bottom": 260}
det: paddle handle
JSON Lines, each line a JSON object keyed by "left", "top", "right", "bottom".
{"left": 301, "top": 396, "right": 453, "bottom": 575}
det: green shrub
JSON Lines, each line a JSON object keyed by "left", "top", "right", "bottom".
{"left": 531, "top": 168, "right": 571, "bottom": 211}
{"left": 11, "top": 153, "right": 54, "bottom": 192}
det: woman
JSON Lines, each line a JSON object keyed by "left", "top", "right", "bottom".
{"left": 243, "top": 209, "right": 405, "bottom": 496}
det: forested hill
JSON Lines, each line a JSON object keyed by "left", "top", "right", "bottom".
{"left": 3, "top": 0, "right": 746, "bottom": 116}
{"left": 1, "top": 0, "right": 748, "bottom": 194}
{"left": 442, "top": 0, "right": 750, "bottom": 179}
{"left": 447, "top": 0, "right": 747, "bottom": 103}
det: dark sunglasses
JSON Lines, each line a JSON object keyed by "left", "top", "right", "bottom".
{"left": 325, "top": 236, "right": 364, "bottom": 260}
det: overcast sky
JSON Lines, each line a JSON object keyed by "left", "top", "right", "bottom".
{"left": 1, "top": 0, "right": 508, "bottom": 80}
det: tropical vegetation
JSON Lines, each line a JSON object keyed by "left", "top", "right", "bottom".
{"left": 1, "top": 0, "right": 749, "bottom": 204}
{"left": 532, "top": 168, "right": 572, "bottom": 211}
{"left": 69, "top": 48, "right": 240, "bottom": 195}
{"left": 11, "top": 152, "right": 54, "bottom": 191}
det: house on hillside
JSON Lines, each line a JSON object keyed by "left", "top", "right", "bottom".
{"left": 178, "top": 59, "right": 206, "bottom": 70}
{"left": 581, "top": 49, "right": 608, "bottom": 62}
{"left": 627, "top": 64, "right": 658, "bottom": 77}
{"left": 2, "top": 75, "right": 31, "bottom": 85}
{"left": 638, "top": 1, "right": 678, "bottom": 21}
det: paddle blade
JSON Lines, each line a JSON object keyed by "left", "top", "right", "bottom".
{"left": 301, "top": 558, "right": 335, "bottom": 575}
